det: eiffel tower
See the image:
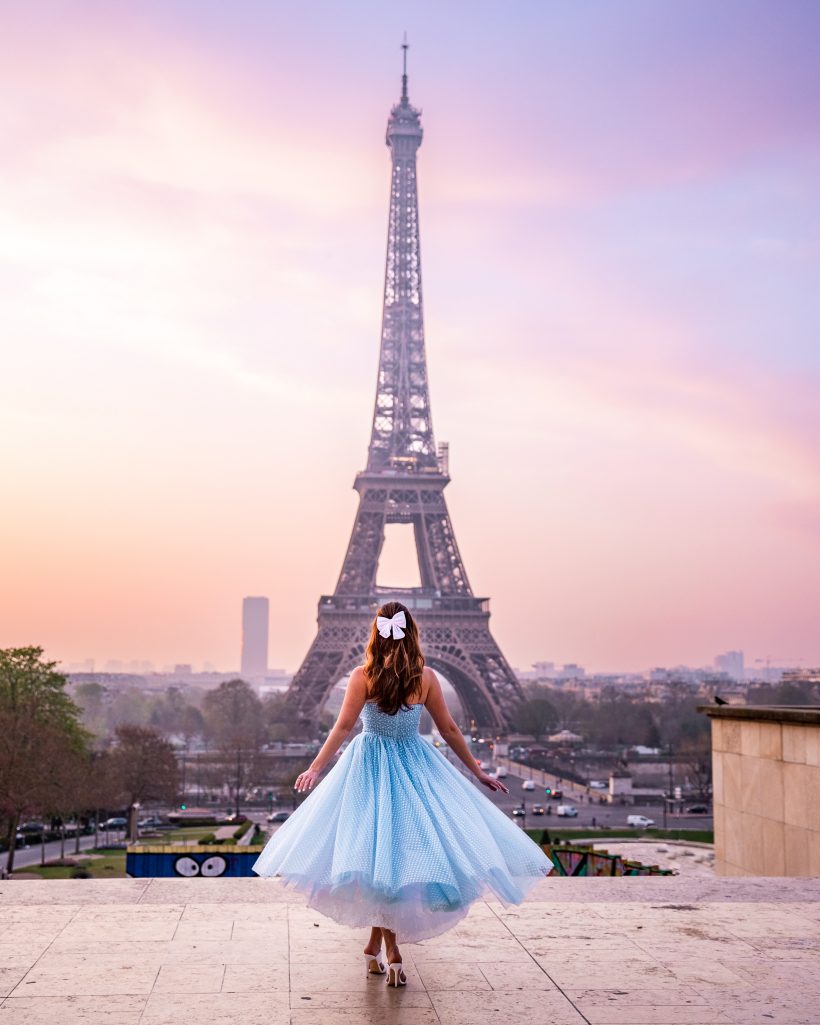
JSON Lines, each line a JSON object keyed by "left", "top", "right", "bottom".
{"left": 287, "top": 46, "right": 525, "bottom": 732}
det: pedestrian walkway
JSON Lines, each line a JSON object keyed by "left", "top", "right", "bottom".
{"left": 0, "top": 876, "right": 818, "bottom": 1023}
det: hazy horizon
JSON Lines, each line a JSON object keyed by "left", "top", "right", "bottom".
{"left": 55, "top": 649, "right": 756, "bottom": 679}
{"left": 2, "top": 2, "right": 818, "bottom": 675}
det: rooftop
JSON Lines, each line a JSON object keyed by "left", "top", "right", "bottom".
{"left": 1, "top": 876, "right": 819, "bottom": 1024}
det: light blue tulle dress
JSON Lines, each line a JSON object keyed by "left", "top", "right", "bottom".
{"left": 252, "top": 699, "right": 553, "bottom": 942}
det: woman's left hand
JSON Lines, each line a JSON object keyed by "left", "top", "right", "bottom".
{"left": 294, "top": 767, "right": 321, "bottom": 792}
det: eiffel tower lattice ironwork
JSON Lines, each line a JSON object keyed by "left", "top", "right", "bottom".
{"left": 287, "top": 47, "right": 526, "bottom": 731}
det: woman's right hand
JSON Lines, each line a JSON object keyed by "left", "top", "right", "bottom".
{"left": 477, "top": 771, "right": 509, "bottom": 794}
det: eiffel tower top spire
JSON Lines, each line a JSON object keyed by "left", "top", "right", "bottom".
{"left": 401, "top": 31, "right": 409, "bottom": 102}
{"left": 365, "top": 39, "right": 438, "bottom": 474}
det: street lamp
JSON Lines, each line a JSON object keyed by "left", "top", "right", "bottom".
{"left": 180, "top": 742, "right": 187, "bottom": 809}
{"left": 129, "top": 802, "right": 141, "bottom": 844}
{"left": 663, "top": 746, "right": 674, "bottom": 830}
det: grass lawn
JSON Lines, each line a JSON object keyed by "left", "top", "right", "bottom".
{"left": 14, "top": 850, "right": 127, "bottom": 879}
{"left": 137, "top": 826, "right": 215, "bottom": 844}
{"left": 527, "top": 827, "right": 714, "bottom": 844}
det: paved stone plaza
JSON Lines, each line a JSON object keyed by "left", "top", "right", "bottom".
{"left": 1, "top": 876, "right": 819, "bottom": 1025}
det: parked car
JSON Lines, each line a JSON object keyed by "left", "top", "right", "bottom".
{"left": 531, "top": 804, "right": 545, "bottom": 816}
{"left": 104, "top": 817, "right": 127, "bottom": 829}
{"left": 521, "top": 779, "right": 535, "bottom": 791}
{"left": 556, "top": 805, "right": 578, "bottom": 817}
{"left": 137, "top": 817, "right": 165, "bottom": 829}
{"left": 267, "top": 811, "right": 290, "bottom": 824}
{"left": 511, "top": 808, "right": 526, "bottom": 818}
{"left": 19, "top": 821, "right": 46, "bottom": 834}
{"left": 685, "top": 805, "right": 709, "bottom": 814}
{"left": 627, "top": 814, "right": 655, "bottom": 828}
{"left": 589, "top": 780, "right": 607, "bottom": 790}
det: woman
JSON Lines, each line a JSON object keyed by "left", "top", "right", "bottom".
{"left": 252, "top": 600, "right": 553, "bottom": 987}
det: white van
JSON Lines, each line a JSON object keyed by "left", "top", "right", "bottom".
{"left": 521, "top": 779, "right": 535, "bottom": 791}
{"left": 627, "top": 814, "right": 655, "bottom": 828}
{"left": 495, "top": 766, "right": 508, "bottom": 779}
{"left": 556, "top": 805, "right": 578, "bottom": 817}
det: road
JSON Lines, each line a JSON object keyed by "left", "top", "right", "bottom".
{"left": 10, "top": 828, "right": 127, "bottom": 870}
{"left": 435, "top": 751, "right": 713, "bottom": 832}
{"left": 258, "top": 748, "right": 712, "bottom": 834}
{"left": 213, "top": 732, "right": 713, "bottom": 835}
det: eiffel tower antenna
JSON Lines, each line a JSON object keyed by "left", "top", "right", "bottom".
{"left": 401, "top": 32, "right": 409, "bottom": 102}
{"left": 286, "top": 50, "right": 525, "bottom": 732}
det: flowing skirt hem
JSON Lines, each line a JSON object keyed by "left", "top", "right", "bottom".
{"left": 254, "top": 862, "right": 553, "bottom": 943}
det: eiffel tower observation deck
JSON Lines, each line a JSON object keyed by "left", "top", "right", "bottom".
{"left": 287, "top": 47, "right": 525, "bottom": 731}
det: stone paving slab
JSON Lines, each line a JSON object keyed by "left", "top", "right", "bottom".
{"left": 0, "top": 878, "right": 818, "bottom": 1024}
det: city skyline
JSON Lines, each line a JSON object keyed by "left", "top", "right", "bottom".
{"left": 2, "top": 2, "right": 819, "bottom": 674}
{"left": 58, "top": 645, "right": 783, "bottom": 682}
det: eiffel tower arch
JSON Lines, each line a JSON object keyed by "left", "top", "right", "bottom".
{"left": 287, "top": 48, "right": 526, "bottom": 732}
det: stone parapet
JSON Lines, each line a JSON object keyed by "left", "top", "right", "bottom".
{"left": 699, "top": 704, "right": 820, "bottom": 876}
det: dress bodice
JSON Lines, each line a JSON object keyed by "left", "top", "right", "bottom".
{"left": 360, "top": 700, "right": 423, "bottom": 741}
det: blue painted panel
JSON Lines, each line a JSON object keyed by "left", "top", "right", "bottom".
{"left": 126, "top": 846, "right": 263, "bottom": 878}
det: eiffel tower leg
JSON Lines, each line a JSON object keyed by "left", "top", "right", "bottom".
{"left": 286, "top": 608, "right": 371, "bottom": 723}
{"left": 334, "top": 490, "right": 387, "bottom": 595}
{"left": 418, "top": 498, "right": 472, "bottom": 595}
{"left": 416, "top": 612, "right": 523, "bottom": 733}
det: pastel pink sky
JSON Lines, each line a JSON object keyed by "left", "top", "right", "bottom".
{"left": 1, "top": 1, "right": 819, "bottom": 675}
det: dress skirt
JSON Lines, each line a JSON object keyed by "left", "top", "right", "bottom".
{"left": 252, "top": 704, "right": 553, "bottom": 943}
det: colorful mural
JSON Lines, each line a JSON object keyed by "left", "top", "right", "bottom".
{"left": 542, "top": 844, "right": 676, "bottom": 876}
{"left": 126, "top": 845, "right": 264, "bottom": 878}
{"left": 127, "top": 842, "right": 674, "bottom": 879}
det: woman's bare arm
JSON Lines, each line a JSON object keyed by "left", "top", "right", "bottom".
{"left": 295, "top": 668, "right": 367, "bottom": 789}
{"left": 423, "top": 669, "right": 507, "bottom": 791}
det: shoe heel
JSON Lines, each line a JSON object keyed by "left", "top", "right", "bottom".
{"left": 386, "top": 961, "right": 406, "bottom": 987}
{"left": 363, "top": 952, "right": 385, "bottom": 975}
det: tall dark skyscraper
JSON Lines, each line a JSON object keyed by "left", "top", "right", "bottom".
{"left": 241, "top": 596, "right": 269, "bottom": 679}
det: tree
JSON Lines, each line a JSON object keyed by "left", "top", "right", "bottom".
{"left": 576, "top": 687, "right": 663, "bottom": 749}
{"left": 108, "top": 726, "right": 179, "bottom": 841}
{"left": 148, "top": 686, "right": 203, "bottom": 738}
{"left": 203, "top": 679, "right": 263, "bottom": 816}
{"left": 263, "top": 690, "right": 314, "bottom": 743}
{"left": 678, "top": 733, "right": 713, "bottom": 802}
{"left": 511, "top": 695, "right": 559, "bottom": 742}
{"left": 109, "top": 689, "right": 151, "bottom": 729}
{"left": 747, "top": 680, "right": 820, "bottom": 706}
{"left": 73, "top": 682, "right": 109, "bottom": 736}
{"left": 83, "top": 750, "right": 122, "bottom": 847}
{"left": 0, "top": 647, "right": 88, "bottom": 873}
{"left": 177, "top": 704, "right": 205, "bottom": 745}
{"left": 654, "top": 691, "right": 711, "bottom": 750}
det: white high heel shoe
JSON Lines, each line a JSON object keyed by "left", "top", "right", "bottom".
{"left": 363, "top": 950, "right": 386, "bottom": 975}
{"left": 385, "top": 961, "right": 407, "bottom": 987}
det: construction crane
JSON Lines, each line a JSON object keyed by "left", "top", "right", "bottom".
{"left": 753, "top": 656, "right": 803, "bottom": 682}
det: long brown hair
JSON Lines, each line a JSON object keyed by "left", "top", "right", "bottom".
{"left": 362, "top": 601, "right": 425, "bottom": 715}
